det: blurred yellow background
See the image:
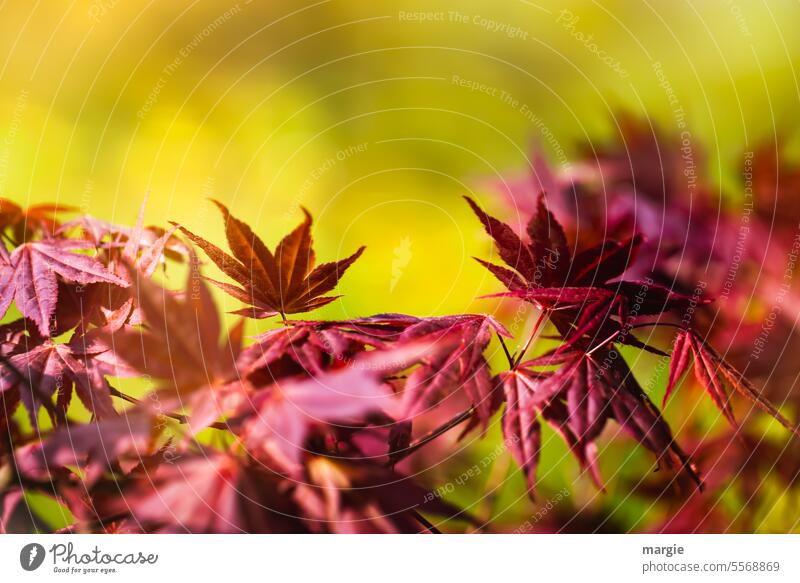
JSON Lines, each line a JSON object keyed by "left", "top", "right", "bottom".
{"left": 3, "top": 0, "right": 799, "bottom": 318}
{"left": 2, "top": 0, "right": 799, "bottom": 532}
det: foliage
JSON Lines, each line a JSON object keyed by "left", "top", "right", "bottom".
{"left": 1, "top": 134, "right": 799, "bottom": 532}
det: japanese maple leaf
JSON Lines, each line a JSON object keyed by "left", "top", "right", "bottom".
{"left": 240, "top": 320, "right": 392, "bottom": 381}
{"left": 94, "top": 255, "right": 247, "bottom": 438}
{"left": 499, "top": 358, "right": 613, "bottom": 492}
{"left": 467, "top": 192, "right": 653, "bottom": 290}
{"left": 750, "top": 141, "right": 800, "bottom": 227}
{"left": 105, "top": 452, "right": 308, "bottom": 533}
{"left": 175, "top": 200, "right": 364, "bottom": 318}
{"left": 59, "top": 196, "right": 187, "bottom": 266}
{"left": 0, "top": 378, "right": 20, "bottom": 436}
{"left": 487, "top": 123, "right": 800, "bottom": 413}
{"left": 595, "top": 353, "right": 699, "bottom": 485}
{"left": 0, "top": 332, "right": 117, "bottom": 427}
{"left": 75, "top": 201, "right": 182, "bottom": 332}
{"left": 15, "top": 412, "right": 156, "bottom": 483}
{"left": 294, "top": 457, "right": 465, "bottom": 533}
{"left": 501, "top": 350, "right": 700, "bottom": 495}
{"left": 0, "top": 239, "right": 128, "bottom": 336}
{"left": 101, "top": 256, "right": 243, "bottom": 394}
{"left": 468, "top": 195, "right": 701, "bottom": 351}
{"left": 581, "top": 113, "right": 688, "bottom": 204}
{"left": 629, "top": 427, "right": 800, "bottom": 533}
{"left": 0, "top": 199, "right": 76, "bottom": 244}
{"left": 283, "top": 313, "right": 423, "bottom": 346}
{"left": 664, "top": 328, "right": 800, "bottom": 437}
{"left": 239, "top": 340, "right": 448, "bottom": 472}
{"left": 398, "top": 314, "right": 511, "bottom": 431}
{"left": 238, "top": 313, "right": 426, "bottom": 382}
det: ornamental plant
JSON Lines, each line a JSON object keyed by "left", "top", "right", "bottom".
{"left": 0, "top": 137, "right": 798, "bottom": 532}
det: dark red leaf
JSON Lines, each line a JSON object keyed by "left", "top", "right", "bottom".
{"left": 0, "top": 240, "right": 128, "bottom": 336}
{"left": 665, "top": 329, "right": 800, "bottom": 438}
{"left": 399, "top": 315, "right": 510, "bottom": 430}
{"left": 0, "top": 337, "right": 116, "bottom": 427}
{"left": 527, "top": 195, "right": 569, "bottom": 283}
{"left": 465, "top": 196, "right": 536, "bottom": 282}
{"left": 571, "top": 234, "right": 643, "bottom": 286}
{"left": 176, "top": 201, "right": 364, "bottom": 317}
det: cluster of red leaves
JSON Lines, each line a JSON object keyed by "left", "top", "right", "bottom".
{"left": 497, "top": 116, "right": 800, "bottom": 405}
{"left": 479, "top": 116, "right": 800, "bottom": 532}
{"left": 0, "top": 200, "right": 483, "bottom": 533}
{"left": 0, "top": 175, "right": 798, "bottom": 532}
{"left": 467, "top": 192, "right": 798, "bottom": 495}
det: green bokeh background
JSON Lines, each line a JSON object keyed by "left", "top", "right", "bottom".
{"left": 2, "top": 0, "right": 799, "bottom": 532}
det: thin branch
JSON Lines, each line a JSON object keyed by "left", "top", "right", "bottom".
{"left": 410, "top": 510, "right": 441, "bottom": 534}
{"left": 108, "top": 386, "right": 229, "bottom": 431}
{"left": 386, "top": 408, "right": 473, "bottom": 466}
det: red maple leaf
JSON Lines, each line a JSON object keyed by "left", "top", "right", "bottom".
{"left": 239, "top": 340, "right": 442, "bottom": 472}
{"left": 0, "top": 332, "right": 117, "bottom": 427}
{"left": 665, "top": 328, "right": 800, "bottom": 437}
{"left": 0, "top": 239, "right": 128, "bottom": 336}
{"left": 469, "top": 195, "right": 703, "bottom": 349}
{"left": 100, "top": 257, "right": 243, "bottom": 394}
{"left": 501, "top": 349, "right": 700, "bottom": 495}
{"left": 110, "top": 451, "right": 307, "bottom": 533}
{"left": 0, "top": 199, "right": 76, "bottom": 244}
{"left": 175, "top": 200, "right": 364, "bottom": 318}
{"left": 398, "top": 314, "right": 511, "bottom": 431}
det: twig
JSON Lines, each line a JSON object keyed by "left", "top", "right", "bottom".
{"left": 410, "top": 510, "right": 441, "bottom": 534}
{"left": 387, "top": 408, "right": 473, "bottom": 466}
{"left": 108, "top": 386, "right": 229, "bottom": 431}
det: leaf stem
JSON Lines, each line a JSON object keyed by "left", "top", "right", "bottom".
{"left": 586, "top": 330, "right": 624, "bottom": 356}
{"left": 496, "top": 333, "right": 514, "bottom": 368}
{"left": 628, "top": 321, "right": 686, "bottom": 332}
